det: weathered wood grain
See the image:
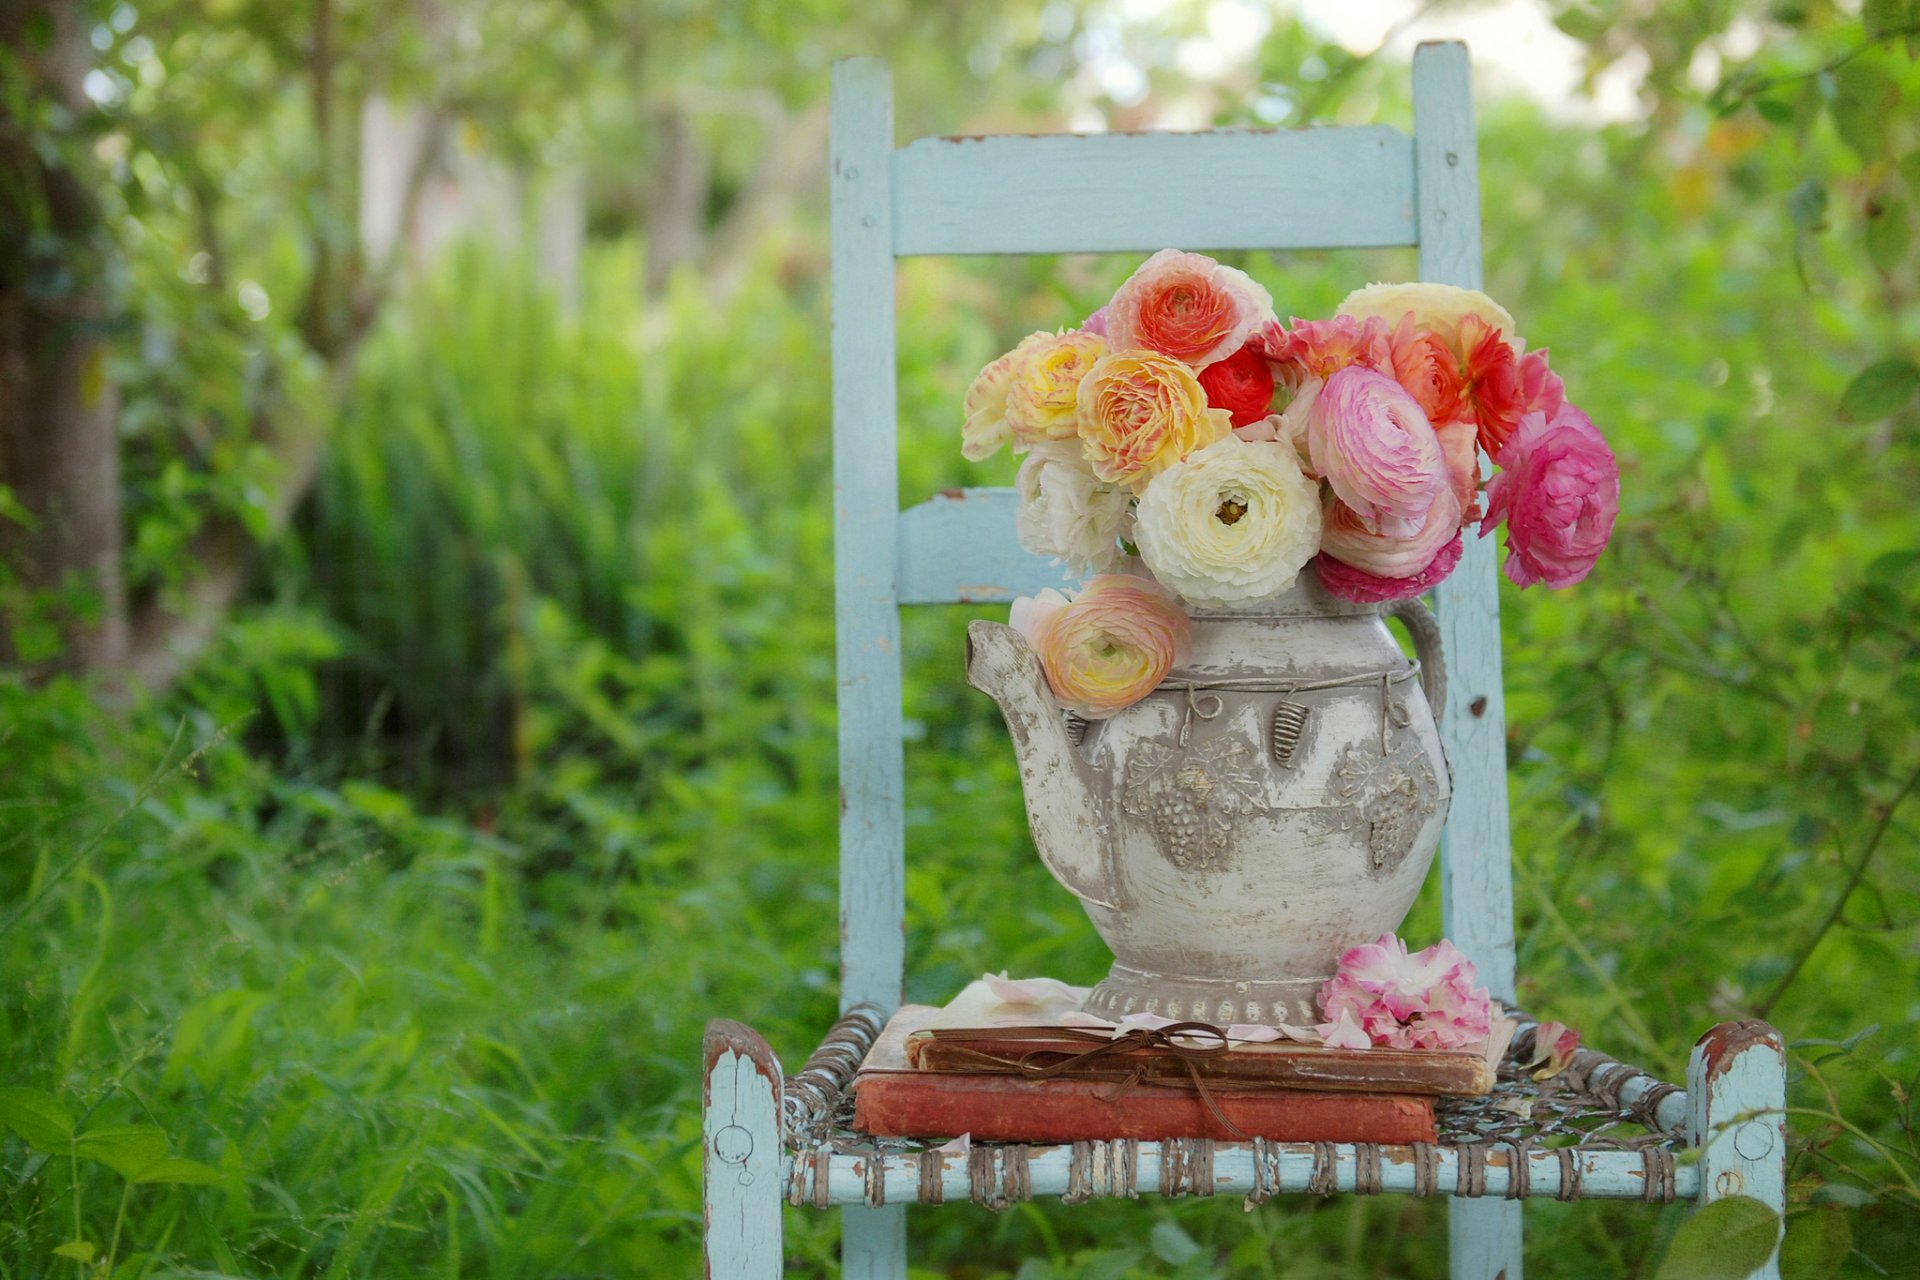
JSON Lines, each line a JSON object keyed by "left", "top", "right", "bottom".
{"left": 703, "top": 1021, "right": 784, "bottom": 1279}
{"left": 1411, "top": 40, "right": 1526, "bottom": 1280}
{"left": 892, "top": 127, "right": 1416, "bottom": 256}
{"left": 1688, "top": 1022, "right": 1787, "bottom": 1278}
{"left": 831, "top": 57, "right": 907, "bottom": 1018}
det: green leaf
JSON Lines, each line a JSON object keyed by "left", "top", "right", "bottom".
{"left": 51, "top": 1241, "right": 96, "bottom": 1263}
{"left": 71, "top": 1124, "right": 170, "bottom": 1179}
{"left": 1654, "top": 1195, "right": 1781, "bottom": 1280}
{"left": 1866, "top": 197, "right": 1910, "bottom": 274}
{"left": 1782, "top": 1203, "right": 1853, "bottom": 1279}
{"left": 1839, "top": 357, "right": 1920, "bottom": 422}
{"left": 0, "top": 1087, "right": 75, "bottom": 1151}
{"left": 1864, "top": 0, "right": 1907, "bottom": 40}
{"left": 1787, "top": 179, "right": 1828, "bottom": 233}
{"left": 132, "top": 1155, "right": 224, "bottom": 1186}
{"left": 1810, "top": 1181, "right": 1875, "bottom": 1207}
{"left": 1150, "top": 1219, "right": 1203, "bottom": 1265}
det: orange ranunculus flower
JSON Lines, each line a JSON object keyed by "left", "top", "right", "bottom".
{"left": 1388, "top": 316, "right": 1467, "bottom": 426}
{"left": 1076, "top": 350, "right": 1230, "bottom": 490}
{"left": 1104, "top": 249, "right": 1274, "bottom": 370}
{"left": 1006, "top": 329, "right": 1109, "bottom": 448}
{"left": 1011, "top": 575, "right": 1192, "bottom": 719}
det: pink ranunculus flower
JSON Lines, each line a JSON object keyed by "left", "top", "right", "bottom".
{"left": 1315, "top": 934, "right": 1492, "bottom": 1051}
{"left": 1268, "top": 314, "right": 1393, "bottom": 387}
{"left": 1011, "top": 574, "right": 1192, "bottom": 719}
{"left": 1319, "top": 483, "right": 1464, "bottom": 582}
{"left": 1516, "top": 347, "right": 1565, "bottom": 422}
{"left": 1316, "top": 532, "right": 1463, "bottom": 604}
{"left": 1104, "top": 249, "right": 1274, "bottom": 370}
{"left": 1480, "top": 404, "right": 1619, "bottom": 589}
{"left": 1308, "top": 366, "right": 1448, "bottom": 538}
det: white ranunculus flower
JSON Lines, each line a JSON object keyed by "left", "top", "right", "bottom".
{"left": 1014, "top": 441, "right": 1131, "bottom": 577}
{"left": 1133, "top": 437, "right": 1322, "bottom": 608}
{"left": 1336, "top": 282, "right": 1517, "bottom": 357}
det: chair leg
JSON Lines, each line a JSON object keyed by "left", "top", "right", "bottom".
{"left": 1449, "top": 1198, "right": 1523, "bottom": 1279}
{"left": 1687, "top": 1021, "right": 1787, "bottom": 1280}
{"left": 843, "top": 1204, "right": 907, "bottom": 1278}
{"left": 704, "top": 1020, "right": 785, "bottom": 1279}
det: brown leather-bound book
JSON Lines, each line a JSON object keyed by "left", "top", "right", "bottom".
{"left": 904, "top": 1018, "right": 1512, "bottom": 1099}
{"left": 853, "top": 1006, "right": 1437, "bottom": 1144}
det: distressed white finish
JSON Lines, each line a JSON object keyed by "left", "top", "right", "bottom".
{"left": 892, "top": 127, "right": 1416, "bottom": 256}
{"left": 965, "top": 588, "right": 1452, "bottom": 1028}
{"left": 1409, "top": 41, "right": 1525, "bottom": 1280}
{"left": 898, "top": 488, "right": 1080, "bottom": 604}
{"left": 796, "top": 1140, "right": 1701, "bottom": 1205}
{"left": 1688, "top": 1023, "right": 1788, "bottom": 1278}
{"left": 703, "top": 1023, "right": 784, "bottom": 1279}
{"left": 831, "top": 58, "right": 907, "bottom": 1019}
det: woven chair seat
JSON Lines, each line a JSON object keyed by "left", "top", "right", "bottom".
{"left": 774, "top": 1007, "right": 1696, "bottom": 1211}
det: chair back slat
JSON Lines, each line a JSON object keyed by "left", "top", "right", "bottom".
{"left": 897, "top": 489, "right": 1077, "bottom": 605}
{"left": 829, "top": 45, "right": 1517, "bottom": 1036}
{"left": 1410, "top": 43, "right": 1518, "bottom": 1008}
{"left": 830, "top": 58, "right": 907, "bottom": 1013}
{"left": 891, "top": 127, "right": 1417, "bottom": 256}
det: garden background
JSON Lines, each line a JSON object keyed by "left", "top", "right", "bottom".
{"left": 3, "top": 0, "right": 1918, "bottom": 1275}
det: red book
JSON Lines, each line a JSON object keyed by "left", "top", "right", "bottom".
{"left": 853, "top": 1006, "right": 1437, "bottom": 1144}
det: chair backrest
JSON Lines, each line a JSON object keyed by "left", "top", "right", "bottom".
{"left": 829, "top": 43, "right": 1515, "bottom": 1017}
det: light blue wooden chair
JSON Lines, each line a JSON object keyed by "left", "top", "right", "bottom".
{"left": 703, "top": 43, "right": 1788, "bottom": 1279}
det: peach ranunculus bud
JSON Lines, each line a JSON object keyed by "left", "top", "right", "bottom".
{"left": 1006, "top": 329, "right": 1110, "bottom": 449}
{"left": 962, "top": 331, "right": 1051, "bottom": 462}
{"left": 1010, "top": 575, "right": 1192, "bottom": 719}
{"left": 1308, "top": 366, "right": 1449, "bottom": 539}
{"left": 1104, "top": 249, "right": 1275, "bottom": 371}
{"left": 1076, "top": 350, "right": 1231, "bottom": 490}
{"left": 1336, "top": 281, "right": 1517, "bottom": 359}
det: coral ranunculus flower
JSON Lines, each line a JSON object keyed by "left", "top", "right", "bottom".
{"left": 1133, "top": 437, "right": 1323, "bottom": 608}
{"left": 1103, "top": 249, "right": 1274, "bottom": 370}
{"left": 1267, "top": 314, "right": 1393, "bottom": 386}
{"left": 1197, "top": 342, "right": 1276, "bottom": 426}
{"left": 1308, "top": 366, "right": 1448, "bottom": 538}
{"left": 1337, "top": 281, "right": 1517, "bottom": 359}
{"left": 1481, "top": 403, "right": 1620, "bottom": 589}
{"left": 1460, "top": 314, "right": 1526, "bottom": 460}
{"left": 1076, "top": 349, "right": 1230, "bottom": 489}
{"left": 1389, "top": 316, "right": 1467, "bottom": 426}
{"left": 1011, "top": 575, "right": 1192, "bottom": 719}
{"left": 1006, "top": 329, "right": 1109, "bottom": 448}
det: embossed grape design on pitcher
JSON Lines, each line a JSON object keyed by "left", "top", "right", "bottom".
{"left": 966, "top": 579, "right": 1450, "bottom": 1028}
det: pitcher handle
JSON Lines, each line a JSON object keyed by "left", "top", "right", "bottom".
{"left": 1384, "top": 597, "right": 1447, "bottom": 725}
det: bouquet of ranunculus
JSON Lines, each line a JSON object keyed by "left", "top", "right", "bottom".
{"left": 963, "top": 249, "right": 1619, "bottom": 717}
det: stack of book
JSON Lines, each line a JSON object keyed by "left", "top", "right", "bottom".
{"left": 853, "top": 993, "right": 1512, "bottom": 1145}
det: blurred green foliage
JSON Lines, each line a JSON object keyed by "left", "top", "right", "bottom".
{"left": 5, "top": 2, "right": 1920, "bottom": 1277}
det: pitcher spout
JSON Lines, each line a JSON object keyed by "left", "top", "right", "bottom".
{"left": 964, "top": 620, "right": 1121, "bottom": 910}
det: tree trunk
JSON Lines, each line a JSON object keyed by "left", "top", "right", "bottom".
{"left": 0, "top": 0, "right": 128, "bottom": 676}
